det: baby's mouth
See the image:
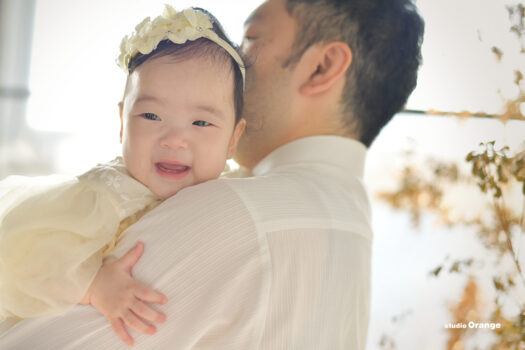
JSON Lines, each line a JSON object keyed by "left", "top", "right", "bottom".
{"left": 155, "top": 162, "right": 190, "bottom": 174}
{"left": 155, "top": 162, "right": 191, "bottom": 181}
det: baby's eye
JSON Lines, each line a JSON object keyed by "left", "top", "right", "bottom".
{"left": 193, "top": 120, "right": 211, "bottom": 127}
{"left": 142, "top": 113, "right": 160, "bottom": 121}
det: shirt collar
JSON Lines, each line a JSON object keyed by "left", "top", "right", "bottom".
{"left": 252, "top": 135, "right": 367, "bottom": 178}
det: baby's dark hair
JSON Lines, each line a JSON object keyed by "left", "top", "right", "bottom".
{"left": 126, "top": 8, "right": 244, "bottom": 124}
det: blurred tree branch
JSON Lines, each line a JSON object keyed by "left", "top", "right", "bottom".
{"left": 402, "top": 109, "right": 525, "bottom": 122}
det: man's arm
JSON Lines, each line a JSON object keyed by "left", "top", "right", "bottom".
{"left": 0, "top": 180, "right": 271, "bottom": 350}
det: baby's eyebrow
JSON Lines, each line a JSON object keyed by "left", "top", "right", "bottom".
{"left": 195, "top": 104, "right": 225, "bottom": 119}
{"left": 135, "top": 94, "right": 164, "bottom": 105}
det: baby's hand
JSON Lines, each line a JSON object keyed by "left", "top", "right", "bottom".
{"left": 82, "top": 242, "right": 168, "bottom": 346}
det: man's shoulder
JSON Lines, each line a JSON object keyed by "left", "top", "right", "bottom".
{"left": 176, "top": 175, "right": 277, "bottom": 199}
{"left": 154, "top": 178, "right": 262, "bottom": 223}
{"left": 167, "top": 177, "right": 266, "bottom": 214}
{"left": 163, "top": 170, "right": 371, "bottom": 238}
{"left": 175, "top": 177, "right": 252, "bottom": 201}
{"left": 158, "top": 175, "right": 289, "bottom": 225}
{"left": 114, "top": 177, "right": 268, "bottom": 258}
{"left": 180, "top": 175, "right": 293, "bottom": 204}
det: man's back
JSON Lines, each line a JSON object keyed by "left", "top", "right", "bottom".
{"left": 0, "top": 136, "right": 372, "bottom": 349}
{"left": 234, "top": 136, "right": 372, "bottom": 349}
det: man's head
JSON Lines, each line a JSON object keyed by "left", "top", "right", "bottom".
{"left": 235, "top": 0, "right": 424, "bottom": 169}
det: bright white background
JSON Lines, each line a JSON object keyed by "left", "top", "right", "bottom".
{"left": 14, "top": 0, "right": 525, "bottom": 348}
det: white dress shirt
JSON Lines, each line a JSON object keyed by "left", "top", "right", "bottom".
{"left": 0, "top": 135, "right": 372, "bottom": 350}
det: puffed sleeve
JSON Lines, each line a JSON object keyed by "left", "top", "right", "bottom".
{"left": 0, "top": 176, "right": 120, "bottom": 319}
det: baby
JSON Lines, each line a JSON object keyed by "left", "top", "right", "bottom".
{"left": 0, "top": 6, "right": 245, "bottom": 346}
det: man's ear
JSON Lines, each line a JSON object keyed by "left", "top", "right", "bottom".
{"left": 118, "top": 102, "right": 124, "bottom": 144}
{"left": 299, "top": 42, "right": 352, "bottom": 96}
{"left": 227, "top": 118, "right": 247, "bottom": 159}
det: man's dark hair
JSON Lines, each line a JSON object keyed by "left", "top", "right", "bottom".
{"left": 127, "top": 8, "right": 244, "bottom": 124}
{"left": 285, "top": 0, "right": 424, "bottom": 146}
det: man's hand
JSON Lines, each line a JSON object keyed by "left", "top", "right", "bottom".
{"left": 81, "top": 242, "right": 168, "bottom": 346}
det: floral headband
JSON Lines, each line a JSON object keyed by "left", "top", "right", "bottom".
{"left": 118, "top": 5, "right": 245, "bottom": 88}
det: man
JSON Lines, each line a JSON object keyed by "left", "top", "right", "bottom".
{"left": 0, "top": 0, "right": 423, "bottom": 348}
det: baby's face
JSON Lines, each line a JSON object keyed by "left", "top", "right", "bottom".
{"left": 119, "top": 55, "right": 244, "bottom": 199}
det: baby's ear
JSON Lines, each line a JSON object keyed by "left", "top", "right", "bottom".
{"left": 118, "top": 102, "right": 124, "bottom": 143}
{"left": 227, "top": 119, "right": 246, "bottom": 159}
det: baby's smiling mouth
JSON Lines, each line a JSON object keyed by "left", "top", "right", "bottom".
{"left": 155, "top": 162, "right": 190, "bottom": 173}
{"left": 155, "top": 162, "right": 191, "bottom": 180}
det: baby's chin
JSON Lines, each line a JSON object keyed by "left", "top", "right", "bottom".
{"left": 155, "top": 177, "right": 220, "bottom": 199}
{"left": 153, "top": 187, "right": 181, "bottom": 200}
{"left": 152, "top": 182, "right": 197, "bottom": 199}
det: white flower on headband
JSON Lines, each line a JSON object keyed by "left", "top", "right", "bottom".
{"left": 117, "top": 5, "right": 245, "bottom": 86}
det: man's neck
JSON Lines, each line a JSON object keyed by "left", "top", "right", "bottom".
{"left": 236, "top": 107, "right": 359, "bottom": 171}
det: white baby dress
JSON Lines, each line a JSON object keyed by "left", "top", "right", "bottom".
{"left": 0, "top": 157, "right": 159, "bottom": 320}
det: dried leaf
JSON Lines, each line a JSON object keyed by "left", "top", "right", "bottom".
{"left": 492, "top": 46, "right": 504, "bottom": 61}
{"left": 431, "top": 266, "right": 443, "bottom": 277}
{"left": 493, "top": 278, "right": 506, "bottom": 291}
{"left": 515, "top": 70, "right": 523, "bottom": 85}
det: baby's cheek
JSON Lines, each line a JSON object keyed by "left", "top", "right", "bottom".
{"left": 199, "top": 156, "right": 227, "bottom": 182}
{"left": 194, "top": 136, "right": 230, "bottom": 178}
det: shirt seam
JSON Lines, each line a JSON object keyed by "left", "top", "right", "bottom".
{"left": 260, "top": 219, "right": 373, "bottom": 241}
{"left": 223, "top": 181, "right": 273, "bottom": 350}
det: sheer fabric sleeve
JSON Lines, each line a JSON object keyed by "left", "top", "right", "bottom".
{"left": 0, "top": 177, "right": 120, "bottom": 319}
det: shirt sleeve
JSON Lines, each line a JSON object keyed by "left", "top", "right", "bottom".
{"left": 0, "top": 177, "right": 120, "bottom": 319}
{"left": 0, "top": 179, "right": 271, "bottom": 349}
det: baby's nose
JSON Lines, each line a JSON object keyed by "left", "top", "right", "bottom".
{"left": 159, "top": 127, "right": 188, "bottom": 150}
